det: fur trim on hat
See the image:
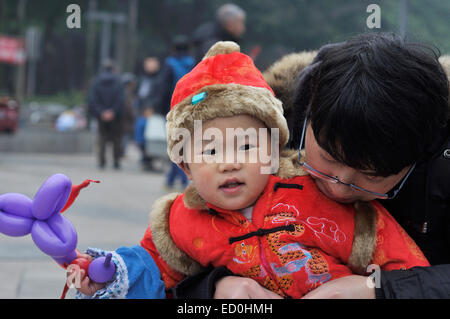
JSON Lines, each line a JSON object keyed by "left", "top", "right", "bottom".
{"left": 204, "top": 41, "right": 240, "bottom": 59}
{"left": 166, "top": 83, "right": 289, "bottom": 163}
{"left": 150, "top": 193, "right": 203, "bottom": 275}
{"left": 263, "top": 51, "right": 317, "bottom": 112}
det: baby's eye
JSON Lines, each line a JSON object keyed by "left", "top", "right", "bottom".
{"left": 202, "top": 148, "right": 216, "bottom": 156}
{"left": 239, "top": 144, "right": 255, "bottom": 151}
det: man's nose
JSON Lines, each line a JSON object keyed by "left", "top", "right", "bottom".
{"left": 327, "top": 182, "right": 354, "bottom": 198}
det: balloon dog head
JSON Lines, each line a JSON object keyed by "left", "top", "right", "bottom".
{"left": 0, "top": 174, "right": 78, "bottom": 265}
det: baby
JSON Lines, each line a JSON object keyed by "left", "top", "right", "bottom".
{"left": 73, "top": 42, "right": 429, "bottom": 299}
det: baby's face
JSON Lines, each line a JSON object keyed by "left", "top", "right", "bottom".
{"left": 181, "top": 114, "right": 272, "bottom": 211}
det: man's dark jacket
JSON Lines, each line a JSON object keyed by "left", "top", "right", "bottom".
{"left": 376, "top": 124, "right": 450, "bottom": 298}
{"left": 88, "top": 71, "right": 125, "bottom": 119}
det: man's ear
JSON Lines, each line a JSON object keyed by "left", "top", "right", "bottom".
{"left": 178, "top": 161, "right": 193, "bottom": 180}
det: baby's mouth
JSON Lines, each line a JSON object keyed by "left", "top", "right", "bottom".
{"left": 219, "top": 179, "right": 244, "bottom": 189}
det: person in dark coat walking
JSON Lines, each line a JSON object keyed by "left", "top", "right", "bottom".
{"left": 192, "top": 3, "right": 246, "bottom": 63}
{"left": 88, "top": 59, "right": 126, "bottom": 169}
{"left": 173, "top": 33, "right": 450, "bottom": 299}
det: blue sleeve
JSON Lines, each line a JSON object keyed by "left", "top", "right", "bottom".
{"left": 75, "top": 246, "right": 165, "bottom": 299}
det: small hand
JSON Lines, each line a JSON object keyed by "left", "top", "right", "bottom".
{"left": 101, "top": 110, "right": 115, "bottom": 121}
{"left": 301, "top": 275, "right": 375, "bottom": 299}
{"left": 214, "top": 276, "right": 283, "bottom": 299}
{"left": 67, "top": 264, "right": 106, "bottom": 296}
{"left": 66, "top": 252, "right": 105, "bottom": 296}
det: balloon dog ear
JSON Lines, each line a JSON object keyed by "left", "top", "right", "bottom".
{"left": 0, "top": 193, "right": 34, "bottom": 237}
{"left": 32, "top": 174, "right": 72, "bottom": 220}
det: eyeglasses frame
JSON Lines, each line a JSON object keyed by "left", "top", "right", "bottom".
{"left": 296, "top": 116, "right": 416, "bottom": 200}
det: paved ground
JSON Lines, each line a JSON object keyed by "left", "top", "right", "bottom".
{"left": 0, "top": 145, "right": 182, "bottom": 299}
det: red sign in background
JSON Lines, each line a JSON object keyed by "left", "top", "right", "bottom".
{"left": 0, "top": 36, "right": 26, "bottom": 65}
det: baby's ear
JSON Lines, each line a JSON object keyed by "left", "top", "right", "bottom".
{"left": 178, "top": 161, "right": 193, "bottom": 180}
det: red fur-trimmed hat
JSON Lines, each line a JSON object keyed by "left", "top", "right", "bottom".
{"left": 166, "top": 41, "right": 289, "bottom": 163}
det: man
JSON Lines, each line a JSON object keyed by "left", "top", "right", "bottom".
{"left": 192, "top": 3, "right": 246, "bottom": 63}
{"left": 88, "top": 59, "right": 126, "bottom": 169}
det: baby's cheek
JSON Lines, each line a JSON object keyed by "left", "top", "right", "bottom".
{"left": 192, "top": 170, "right": 215, "bottom": 194}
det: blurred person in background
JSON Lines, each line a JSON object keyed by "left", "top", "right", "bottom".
{"left": 88, "top": 59, "right": 126, "bottom": 170}
{"left": 192, "top": 3, "right": 246, "bottom": 63}
{"left": 153, "top": 35, "right": 195, "bottom": 116}
{"left": 135, "top": 56, "right": 161, "bottom": 113}
{"left": 121, "top": 73, "right": 138, "bottom": 158}
{"left": 132, "top": 56, "right": 161, "bottom": 170}
{"left": 154, "top": 35, "right": 195, "bottom": 190}
{"left": 134, "top": 105, "right": 154, "bottom": 170}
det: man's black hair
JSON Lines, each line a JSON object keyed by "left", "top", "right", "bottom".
{"left": 292, "top": 32, "right": 449, "bottom": 177}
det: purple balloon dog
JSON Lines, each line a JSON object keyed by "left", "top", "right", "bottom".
{"left": 0, "top": 174, "right": 115, "bottom": 285}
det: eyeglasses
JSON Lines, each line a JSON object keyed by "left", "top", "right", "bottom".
{"left": 297, "top": 116, "right": 416, "bottom": 200}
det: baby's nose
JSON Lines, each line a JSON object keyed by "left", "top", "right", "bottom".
{"left": 218, "top": 161, "right": 242, "bottom": 173}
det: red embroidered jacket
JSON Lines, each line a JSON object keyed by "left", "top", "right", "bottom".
{"left": 141, "top": 174, "right": 429, "bottom": 298}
